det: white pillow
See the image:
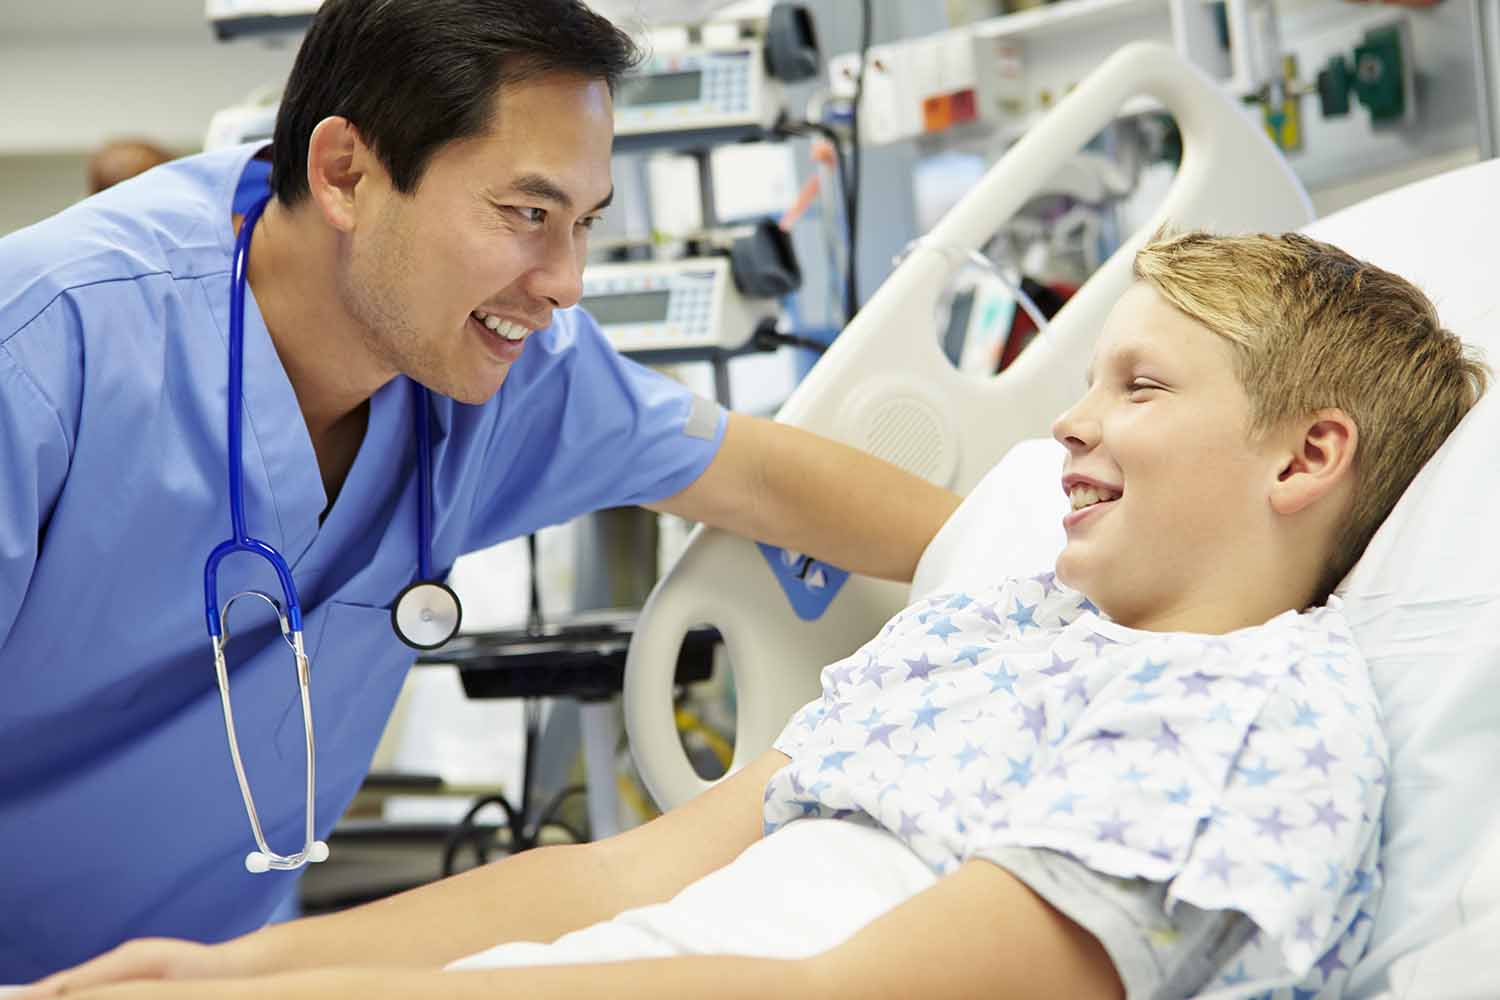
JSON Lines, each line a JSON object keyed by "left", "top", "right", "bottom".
{"left": 909, "top": 437, "right": 1064, "bottom": 603}
{"left": 909, "top": 157, "right": 1500, "bottom": 998}
{"left": 1377, "top": 817, "right": 1500, "bottom": 999}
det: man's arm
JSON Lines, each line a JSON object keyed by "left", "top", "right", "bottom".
{"left": 58, "top": 858, "right": 1121, "bottom": 1000}
{"left": 26, "top": 752, "right": 790, "bottom": 994}
{"left": 0, "top": 342, "right": 71, "bottom": 649}
{"left": 648, "top": 412, "right": 961, "bottom": 583}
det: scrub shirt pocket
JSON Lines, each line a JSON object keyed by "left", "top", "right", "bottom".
{"left": 273, "top": 599, "right": 411, "bottom": 771}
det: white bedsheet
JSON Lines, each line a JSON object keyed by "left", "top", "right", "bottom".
{"left": 444, "top": 818, "right": 935, "bottom": 971}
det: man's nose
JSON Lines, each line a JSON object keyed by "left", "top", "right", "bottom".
{"left": 525, "top": 227, "right": 584, "bottom": 310}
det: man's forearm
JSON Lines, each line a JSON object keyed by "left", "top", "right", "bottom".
{"left": 223, "top": 841, "right": 637, "bottom": 973}
{"left": 650, "top": 414, "right": 961, "bottom": 582}
{"left": 179, "top": 956, "right": 819, "bottom": 1000}
{"left": 217, "top": 750, "right": 782, "bottom": 976}
{"left": 754, "top": 419, "right": 961, "bottom": 582}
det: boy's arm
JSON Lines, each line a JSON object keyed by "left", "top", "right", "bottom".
{"left": 26, "top": 750, "right": 789, "bottom": 994}
{"left": 806, "top": 857, "right": 1123, "bottom": 999}
{"left": 52, "top": 857, "right": 1123, "bottom": 1000}
{"left": 648, "top": 412, "right": 962, "bottom": 583}
{"left": 438, "top": 858, "right": 1123, "bottom": 999}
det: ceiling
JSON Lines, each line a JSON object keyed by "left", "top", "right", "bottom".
{"left": 0, "top": 0, "right": 768, "bottom": 43}
{"left": 0, "top": 0, "right": 280, "bottom": 41}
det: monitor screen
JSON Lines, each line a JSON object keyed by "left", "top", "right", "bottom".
{"left": 582, "top": 289, "right": 674, "bottom": 326}
{"left": 618, "top": 70, "right": 703, "bottom": 107}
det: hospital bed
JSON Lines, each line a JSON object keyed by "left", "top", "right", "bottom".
{"left": 625, "top": 41, "right": 1500, "bottom": 999}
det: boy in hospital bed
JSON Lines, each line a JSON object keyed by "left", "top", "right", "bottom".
{"left": 24, "top": 230, "right": 1487, "bottom": 1000}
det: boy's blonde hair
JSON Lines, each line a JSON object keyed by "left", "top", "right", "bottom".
{"left": 1133, "top": 229, "right": 1488, "bottom": 603}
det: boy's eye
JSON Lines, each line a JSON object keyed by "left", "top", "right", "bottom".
{"left": 577, "top": 215, "right": 602, "bottom": 231}
{"left": 1127, "top": 379, "right": 1162, "bottom": 397}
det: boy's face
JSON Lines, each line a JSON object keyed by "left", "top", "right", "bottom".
{"left": 341, "top": 73, "right": 616, "bottom": 404}
{"left": 1051, "top": 282, "right": 1281, "bottom": 629}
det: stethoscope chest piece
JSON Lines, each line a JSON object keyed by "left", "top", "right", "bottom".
{"left": 393, "top": 579, "right": 463, "bottom": 650}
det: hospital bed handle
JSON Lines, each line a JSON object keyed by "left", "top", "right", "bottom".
{"left": 627, "top": 41, "right": 1312, "bottom": 811}
{"left": 625, "top": 526, "right": 902, "bottom": 806}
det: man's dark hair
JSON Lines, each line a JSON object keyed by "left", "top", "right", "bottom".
{"left": 270, "top": 0, "right": 640, "bottom": 205}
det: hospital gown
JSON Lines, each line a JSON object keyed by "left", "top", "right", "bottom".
{"left": 767, "top": 572, "right": 1387, "bottom": 998}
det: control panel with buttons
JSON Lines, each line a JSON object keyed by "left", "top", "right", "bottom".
{"left": 615, "top": 45, "right": 780, "bottom": 145}
{"left": 757, "top": 542, "right": 850, "bottom": 621}
{"left": 580, "top": 257, "right": 777, "bottom": 356}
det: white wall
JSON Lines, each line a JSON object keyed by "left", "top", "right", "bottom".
{"left": 0, "top": 154, "right": 90, "bottom": 235}
{"left": 0, "top": 0, "right": 298, "bottom": 234}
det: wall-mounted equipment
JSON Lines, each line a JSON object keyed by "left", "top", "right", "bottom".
{"left": 612, "top": 2, "right": 820, "bottom": 153}
{"left": 1316, "top": 21, "right": 1416, "bottom": 128}
{"left": 581, "top": 221, "right": 800, "bottom": 361}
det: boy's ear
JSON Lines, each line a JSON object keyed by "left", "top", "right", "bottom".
{"left": 1269, "top": 409, "right": 1358, "bottom": 516}
{"left": 305, "top": 116, "right": 375, "bottom": 233}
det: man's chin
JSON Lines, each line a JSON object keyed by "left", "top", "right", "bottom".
{"left": 430, "top": 369, "right": 510, "bottom": 406}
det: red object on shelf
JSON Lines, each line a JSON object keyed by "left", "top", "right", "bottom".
{"left": 996, "top": 281, "right": 1078, "bottom": 373}
{"left": 950, "top": 88, "right": 978, "bottom": 123}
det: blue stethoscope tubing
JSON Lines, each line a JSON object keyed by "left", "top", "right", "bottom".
{"left": 391, "top": 379, "right": 465, "bottom": 652}
{"left": 204, "top": 192, "right": 462, "bottom": 874}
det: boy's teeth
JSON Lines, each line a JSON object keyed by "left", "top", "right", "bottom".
{"left": 1069, "top": 485, "right": 1121, "bottom": 511}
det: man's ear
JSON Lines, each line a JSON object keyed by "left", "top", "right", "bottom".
{"left": 1269, "top": 408, "right": 1358, "bottom": 516}
{"left": 305, "top": 116, "right": 375, "bottom": 233}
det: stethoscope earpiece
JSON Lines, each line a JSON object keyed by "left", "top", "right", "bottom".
{"left": 244, "top": 839, "right": 328, "bottom": 874}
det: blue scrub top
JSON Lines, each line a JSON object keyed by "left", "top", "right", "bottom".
{"left": 0, "top": 145, "right": 726, "bottom": 980}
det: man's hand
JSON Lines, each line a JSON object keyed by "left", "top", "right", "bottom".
{"left": 18, "top": 938, "right": 252, "bottom": 997}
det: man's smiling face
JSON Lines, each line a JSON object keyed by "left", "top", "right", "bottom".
{"left": 338, "top": 72, "right": 616, "bottom": 403}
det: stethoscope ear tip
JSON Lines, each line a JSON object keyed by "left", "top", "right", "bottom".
{"left": 244, "top": 841, "right": 329, "bottom": 873}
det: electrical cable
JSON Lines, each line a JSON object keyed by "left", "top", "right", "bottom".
{"left": 772, "top": 115, "right": 851, "bottom": 329}
{"left": 752, "top": 319, "right": 832, "bottom": 354}
{"left": 773, "top": 0, "right": 872, "bottom": 327}
{"left": 847, "top": 0, "right": 873, "bottom": 322}
{"left": 525, "top": 533, "right": 542, "bottom": 635}
{"left": 898, "top": 238, "right": 1052, "bottom": 336}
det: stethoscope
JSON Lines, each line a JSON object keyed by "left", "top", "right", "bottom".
{"left": 204, "top": 192, "right": 463, "bottom": 873}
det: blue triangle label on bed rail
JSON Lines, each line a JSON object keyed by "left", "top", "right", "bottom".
{"left": 757, "top": 542, "right": 850, "bottom": 621}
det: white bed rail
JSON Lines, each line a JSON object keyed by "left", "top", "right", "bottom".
{"left": 625, "top": 41, "right": 1313, "bottom": 811}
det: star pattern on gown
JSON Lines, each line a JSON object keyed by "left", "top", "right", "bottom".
{"left": 954, "top": 645, "right": 986, "bottom": 667}
{"left": 1041, "top": 652, "right": 1077, "bottom": 676}
{"left": 985, "top": 663, "right": 1019, "bottom": 695}
{"left": 904, "top": 653, "right": 939, "bottom": 683}
{"left": 927, "top": 616, "right": 961, "bottom": 643}
{"left": 1007, "top": 599, "right": 1038, "bottom": 633}
{"left": 1301, "top": 739, "right": 1339, "bottom": 775}
{"left": 1129, "top": 658, "right": 1167, "bottom": 684}
{"left": 760, "top": 572, "right": 1385, "bottom": 998}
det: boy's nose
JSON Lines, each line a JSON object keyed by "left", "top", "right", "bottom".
{"left": 1051, "top": 402, "right": 1099, "bottom": 452}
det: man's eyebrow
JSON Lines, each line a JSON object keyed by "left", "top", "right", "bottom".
{"left": 506, "top": 173, "right": 614, "bottom": 213}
